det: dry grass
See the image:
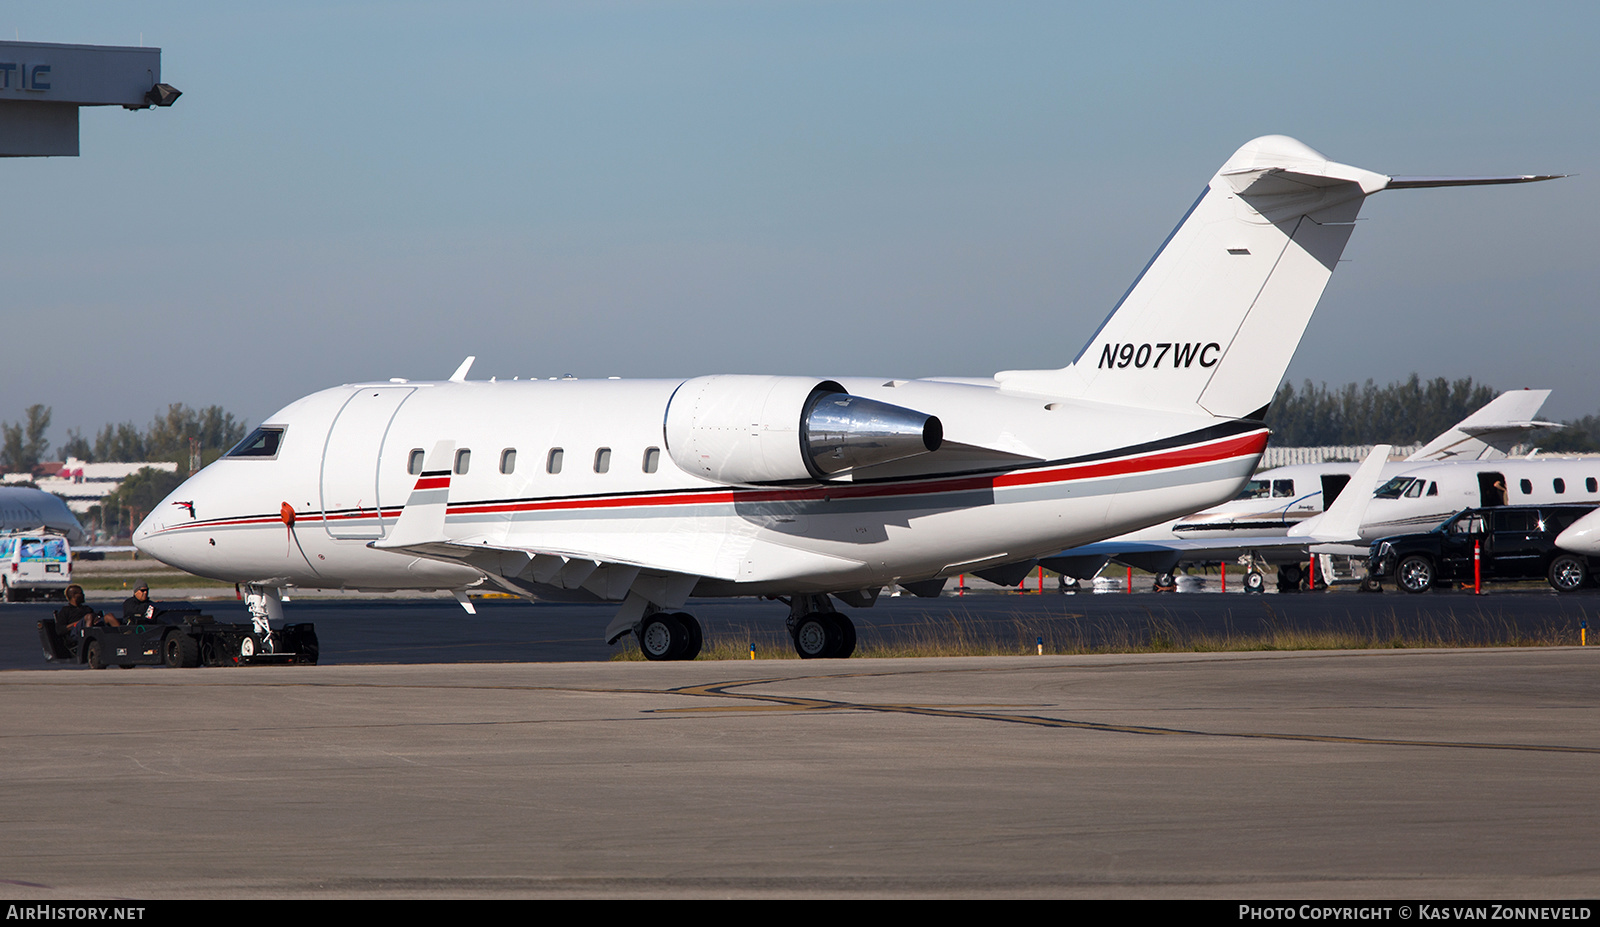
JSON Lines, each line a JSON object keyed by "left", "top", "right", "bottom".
{"left": 611, "top": 605, "right": 1585, "bottom": 661}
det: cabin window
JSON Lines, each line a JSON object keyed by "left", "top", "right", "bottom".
{"left": 594, "top": 448, "right": 611, "bottom": 473}
{"left": 1235, "top": 480, "right": 1270, "bottom": 500}
{"left": 407, "top": 448, "right": 424, "bottom": 475}
{"left": 1520, "top": 479, "right": 1533, "bottom": 495}
{"left": 227, "top": 427, "right": 285, "bottom": 459}
{"left": 454, "top": 449, "right": 471, "bottom": 474}
{"left": 1588, "top": 478, "right": 1597, "bottom": 493}
{"left": 1554, "top": 478, "right": 1566, "bottom": 494}
{"left": 500, "top": 449, "right": 517, "bottom": 474}
{"left": 547, "top": 448, "right": 563, "bottom": 474}
{"left": 643, "top": 447, "right": 660, "bottom": 473}
{"left": 1272, "top": 479, "right": 1294, "bottom": 498}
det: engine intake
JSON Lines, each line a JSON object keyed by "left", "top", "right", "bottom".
{"left": 664, "top": 375, "right": 943, "bottom": 485}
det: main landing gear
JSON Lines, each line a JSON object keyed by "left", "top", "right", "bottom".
{"left": 637, "top": 612, "right": 703, "bottom": 661}
{"left": 785, "top": 594, "right": 856, "bottom": 659}
{"left": 622, "top": 593, "right": 860, "bottom": 661}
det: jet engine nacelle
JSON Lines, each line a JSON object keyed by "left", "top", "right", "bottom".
{"left": 664, "top": 375, "right": 943, "bottom": 485}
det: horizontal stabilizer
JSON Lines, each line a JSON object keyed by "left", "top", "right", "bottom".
{"left": 1385, "top": 174, "right": 1567, "bottom": 189}
{"left": 1408, "top": 389, "right": 1558, "bottom": 461}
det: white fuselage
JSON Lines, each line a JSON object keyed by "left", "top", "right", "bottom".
{"left": 133, "top": 376, "right": 1266, "bottom": 599}
{"left": 1360, "top": 458, "right": 1600, "bottom": 541}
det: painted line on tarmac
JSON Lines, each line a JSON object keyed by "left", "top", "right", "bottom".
{"left": 655, "top": 676, "right": 1600, "bottom": 755}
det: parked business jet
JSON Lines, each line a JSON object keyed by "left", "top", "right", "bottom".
{"left": 0, "top": 487, "right": 88, "bottom": 545}
{"left": 132, "top": 136, "right": 1558, "bottom": 659}
{"left": 1040, "top": 389, "right": 1560, "bottom": 587}
{"left": 1358, "top": 456, "right": 1600, "bottom": 541}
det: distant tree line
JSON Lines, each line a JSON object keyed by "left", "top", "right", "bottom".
{"left": 1264, "top": 376, "right": 1501, "bottom": 447}
{"left": 1538, "top": 415, "right": 1600, "bottom": 453}
{"left": 0, "top": 404, "right": 248, "bottom": 473}
{"left": 0, "top": 404, "right": 249, "bottom": 537}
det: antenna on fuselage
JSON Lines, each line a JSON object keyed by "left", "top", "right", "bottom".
{"left": 449, "top": 356, "right": 476, "bottom": 382}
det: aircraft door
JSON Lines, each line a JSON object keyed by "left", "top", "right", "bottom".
{"left": 1320, "top": 474, "right": 1351, "bottom": 509}
{"left": 320, "top": 387, "right": 416, "bottom": 539}
{"left": 1478, "top": 472, "right": 1507, "bottom": 507}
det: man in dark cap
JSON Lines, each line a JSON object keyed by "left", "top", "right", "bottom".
{"left": 123, "top": 581, "right": 157, "bottom": 624}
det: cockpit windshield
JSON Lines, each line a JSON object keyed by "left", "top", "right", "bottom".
{"left": 1374, "top": 477, "right": 1415, "bottom": 499}
{"left": 227, "top": 427, "right": 284, "bottom": 459}
{"left": 1235, "top": 479, "right": 1270, "bottom": 500}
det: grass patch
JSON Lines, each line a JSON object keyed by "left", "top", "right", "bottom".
{"left": 611, "top": 607, "right": 1587, "bottom": 661}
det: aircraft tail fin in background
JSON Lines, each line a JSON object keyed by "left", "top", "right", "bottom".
{"left": 1406, "top": 389, "right": 1561, "bottom": 461}
{"left": 995, "top": 136, "right": 1563, "bottom": 421}
{"left": 1290, "top": 444, "right": 1392, "bottom": 544}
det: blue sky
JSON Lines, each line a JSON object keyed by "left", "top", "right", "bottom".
{"left": 5, "top": 1, "right": 1597, "bottom": 443}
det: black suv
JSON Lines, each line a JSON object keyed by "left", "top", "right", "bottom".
{"left": 1368, "top": 504, "right": 1600, "bottom": 593}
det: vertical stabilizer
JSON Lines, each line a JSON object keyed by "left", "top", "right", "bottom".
{"left": 997, "top": 136, "right": 1388, "bottom": 418}
{"left": 1406, "top": 389, "right": 1558, "bottom": 461}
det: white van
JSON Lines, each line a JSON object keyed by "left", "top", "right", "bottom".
{"left": 0, "top": 534, "right": 72, "bottom": 601}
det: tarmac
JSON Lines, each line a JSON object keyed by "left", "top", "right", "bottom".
{"left": 4, "top": 646, "right": 1598, "bottom": 898}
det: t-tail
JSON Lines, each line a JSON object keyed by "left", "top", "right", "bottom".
{"left": 995, "top": 135, "right": 1562, "bottom": 420}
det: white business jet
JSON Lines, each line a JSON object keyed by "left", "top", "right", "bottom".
{"left": 1356, "top": 456, "right": 1600, "bottom": 541}
{"left": 132, "top": 136, "right": 1558, "bottom": 659}
{"left": 1040, "top": 389, "right": 1559, "bottom": 589}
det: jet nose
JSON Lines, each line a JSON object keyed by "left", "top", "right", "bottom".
{"left": 133, "top": 483, "right": 202, "bottom": 569}
{"left": 132, "top": 508, "right": 174, "bottom": 561}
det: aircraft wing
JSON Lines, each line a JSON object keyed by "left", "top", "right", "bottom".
{"left": 370, "top": 441, "right": 737, "bottom": 603}
{"left": 373, "top": 535, "right": 708, "bottom": 604}
{"left": 1287, "top": 445, "right": 1391, "bottom": 544}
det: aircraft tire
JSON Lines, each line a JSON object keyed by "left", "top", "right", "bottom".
{"left": 1548, "top": 555, "right": 1587, "bottom": 594}
{"left": 638, "top": 614, "right": 689, "bottom": 661}
{"left": 1154, "top": 572, "right": 1176, "bottom": 591}
{"left": 1396, "top": 556, "right": 1434, "bottom": 594}
{"left": 829, "top": 612, "right": 856, "bottom": 658}
{"left": 1243, "top": 570, "right": 1265, "bottom": 594}
{"left": 793, "top": 613, "right": 842, "bottom": 659}
{"left": 1359, "top": 573, "right": 1383, "bottom": 593}
{"left": 669, "top": 612, "right": 703, "bottom": 660}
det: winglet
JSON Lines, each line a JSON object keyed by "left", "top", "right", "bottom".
{"left": 449, "top": 356, "right": 476, "bottom": 382}
{"left": 1289, "top": 444, "right": 1392, "bottom": 543}
{"left": 372, "top": 440, "right": 455, "bottom": 548}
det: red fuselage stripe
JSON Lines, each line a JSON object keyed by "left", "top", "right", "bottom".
{"left": 154, "top": 429, "right": 1266, "bottom": 532}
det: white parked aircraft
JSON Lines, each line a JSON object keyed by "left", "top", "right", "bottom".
{"left": 1357, "top": 456, "right": 1600, "bottom": 541}
{"left": 1040, "top": 389, "right": 1560, "bottom": 587}
{"left": 0, "top": 487, "right": 88, "bottom": 545}
{"left": 131, "top": 136, "right": 1558, "bottom": 659}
